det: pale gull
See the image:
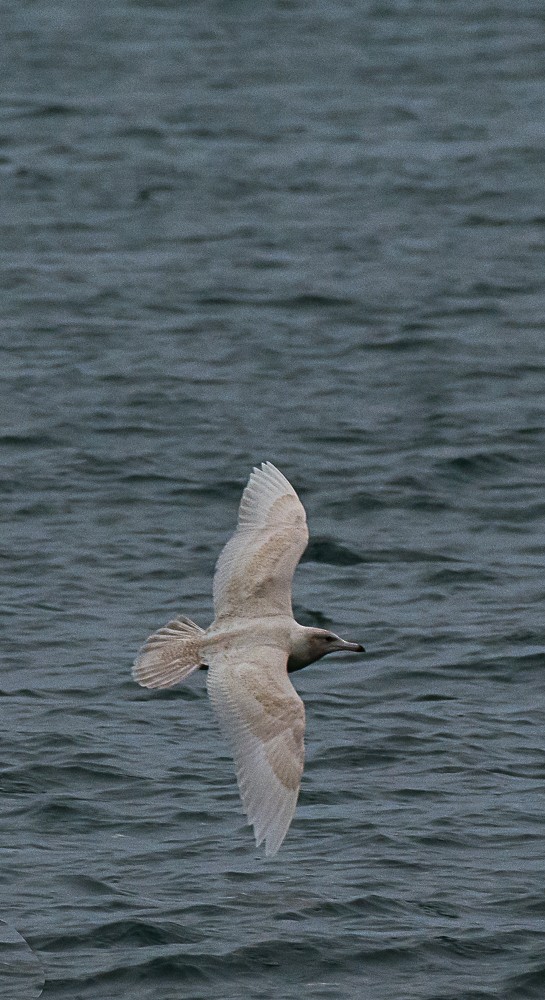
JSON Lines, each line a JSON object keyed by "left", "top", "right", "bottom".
{"left": 132, "top": 462, "right": 364, "bottom": 855}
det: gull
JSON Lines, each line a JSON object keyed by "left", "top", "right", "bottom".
{"left": 132, "top": 462, "right": 364, "bottom": 855}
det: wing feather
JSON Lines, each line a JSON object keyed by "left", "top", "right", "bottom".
{"left": 213, "top": 462, "right": 309, "bottom": 621}
{"left": 206, "top": 643, "right": 305, "bottom": 855}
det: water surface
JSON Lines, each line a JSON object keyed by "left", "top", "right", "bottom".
{"left": 2, "top": 2, "right": 545, "bottom": 997}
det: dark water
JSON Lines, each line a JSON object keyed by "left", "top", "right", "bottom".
{"left": 2, "top": 1, "right": 545, "bottom": 997}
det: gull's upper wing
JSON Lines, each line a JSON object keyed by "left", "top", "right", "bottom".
{"left": 213, "top": 462, "right": 309, "bottom": 621}
{"left": 206, "top": 642, "right": 305, "bottom": 856}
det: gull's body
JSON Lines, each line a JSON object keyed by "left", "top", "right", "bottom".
{"left": 133, "top": 462, "right": 364, "bottom": 855}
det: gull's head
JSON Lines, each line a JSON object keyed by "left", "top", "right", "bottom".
{"left": 289, "top": 626, "right": 365, "bottom": 671}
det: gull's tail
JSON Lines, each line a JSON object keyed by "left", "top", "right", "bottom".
{"left": 132, "top": 616, "right": 206, "bottom": 689}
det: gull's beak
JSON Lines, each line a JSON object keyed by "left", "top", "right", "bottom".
{"left": 335, "top": 638, "right": 365, "bottom": 653}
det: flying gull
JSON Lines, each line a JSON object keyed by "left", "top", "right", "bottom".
{"left": 133, "top": 462, "right": 364, "bottom": 855}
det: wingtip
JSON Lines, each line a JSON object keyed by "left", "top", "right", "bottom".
{"left": 251, "top": 460, "right": 281, "bottom": 479}
{"left": 249, "top": 461, "right": 296, "bottom": 496}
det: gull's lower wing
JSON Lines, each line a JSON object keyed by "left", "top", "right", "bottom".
{"left": 206, "top": 642, "right": 305, "bottom": 856}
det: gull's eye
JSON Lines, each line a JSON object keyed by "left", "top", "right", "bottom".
{"left": 325, "top": 635, "right": 334, "bottom": 642}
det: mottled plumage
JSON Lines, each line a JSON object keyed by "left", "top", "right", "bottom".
{"left": 133, "top": 462, "right": 364, "bottom": 855}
